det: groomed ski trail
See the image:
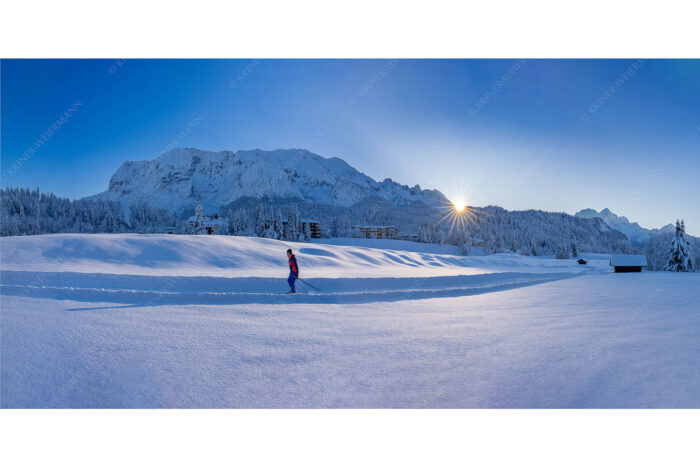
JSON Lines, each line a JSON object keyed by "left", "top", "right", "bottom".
{"left": 1, "top": 270, "right": 581, "bottom": 305}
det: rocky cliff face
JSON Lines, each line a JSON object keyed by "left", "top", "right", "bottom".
{"left": 88, "top": 148, "right": 448, "bottom": 215}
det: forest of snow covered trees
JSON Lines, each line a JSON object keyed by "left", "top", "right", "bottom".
{"left": 415, "top": 206, "right": 632, "bottom": 257}
{"left": 0, "top": 187, "right": 176, "bottom": 236}
{"left": 2, "top": 187, "right": 696, "bottom": 268}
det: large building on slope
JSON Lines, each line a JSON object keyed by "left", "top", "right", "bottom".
{"left": 352, "top": 225, "right": 398, "bottom": 239}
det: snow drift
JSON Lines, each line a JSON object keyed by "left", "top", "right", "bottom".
{"left": 1, "top": 234, "right": 599, "bottom": 305}
{"left": 1, "top": 233, "right": 607, "bottom": 278}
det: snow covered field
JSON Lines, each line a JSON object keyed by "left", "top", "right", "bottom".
{"left": 2, "top": 234, "right": 699, "bottom": 408}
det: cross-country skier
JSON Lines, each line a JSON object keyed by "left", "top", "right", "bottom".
{"left": 286, "top": 248, "right": 299, "bottom": 294}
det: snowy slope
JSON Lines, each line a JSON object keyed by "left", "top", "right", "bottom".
{"left": 2, "top": 234, "right": 699, "bottom": 407}
{"left": 575, "top": 208, "right": 673, "bottom": 246}
{"left": 0, "top": 234, "right": 610, "bottom": 304}
{"left": 4, "top": 234, "right": 699, "bottom": 408}
{"left": 88, "top": 148, "right": 447, "bottom": 215}
{"left": 0, "top": 233, "right": 607, "bottom": 279}
{"left": 1, "top": 234, "right": 604, "bottom": 309}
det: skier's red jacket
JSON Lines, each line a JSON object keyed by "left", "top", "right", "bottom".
{"left": 288, "top": 254, "right": 299, "bottom": 276}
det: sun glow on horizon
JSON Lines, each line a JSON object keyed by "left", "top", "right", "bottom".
{"left": 435, "top": 190, "right": 477, "bottom": 240}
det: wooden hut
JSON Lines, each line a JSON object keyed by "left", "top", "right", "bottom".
{"left": 610, "top": 255, "right": 647, "bottom": 273}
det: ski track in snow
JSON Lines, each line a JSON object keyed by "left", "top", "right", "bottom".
{"left": 1, "top": 270, "right": 581, "bottom": 305}
{"left": 0, "top": 233, "right": 604, "bottom": 305}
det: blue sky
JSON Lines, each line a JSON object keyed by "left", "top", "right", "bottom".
{"left": 2, "top": 59, "right": 699, "bottom": 234}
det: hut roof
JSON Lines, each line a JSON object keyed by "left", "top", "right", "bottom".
{"left": 610, "top": 255, "right": 647, "bottom": 267}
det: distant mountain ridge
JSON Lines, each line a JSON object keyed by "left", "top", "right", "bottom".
{"left": 574, "top": 208, "right": 673, "bottom": 246}
{"left": 88, "top": 148, "right": 448, "bottom": 216}
{"left": 77, "top": 148, "right": 657, "bottom": 256}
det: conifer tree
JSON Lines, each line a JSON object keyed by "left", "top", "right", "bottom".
{"left": 664, "top": 219, "right": 694, "bottom": 272}
{"left": 286, "top": 205, "right": 302, "bottom": 241}
{"left": 273, "top": 209, "right": 284, "bottom": 240}
{"left": 254, "top": 204, "right": 267, "bottom": 237}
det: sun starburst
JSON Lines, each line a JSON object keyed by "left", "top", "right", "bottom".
{"left": 436, "top": 191, "right": 477, "bottom": 240}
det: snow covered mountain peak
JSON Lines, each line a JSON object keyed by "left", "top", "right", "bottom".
{"left": 574, "top": 208, "right": 673, "bottom": 246}
{"left": 89, "top": 148, "right": 448, "bottom": 215}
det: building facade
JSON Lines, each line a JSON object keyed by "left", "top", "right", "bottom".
{"left": 352, "top": 225, "right": 398, "bottom": 239}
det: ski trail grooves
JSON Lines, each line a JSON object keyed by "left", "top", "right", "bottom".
{"left": 1, "top": 271, "right": 580, "bottom": 305}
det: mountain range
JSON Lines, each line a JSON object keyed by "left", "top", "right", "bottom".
{"left": 89, "top": 148, "right": 448, "bottom": 216}
{"left": 574, "top": 208, "right": 673, "bottom": 246}
{"left": 86, "top": 147, "right": 678, "bottom": 251}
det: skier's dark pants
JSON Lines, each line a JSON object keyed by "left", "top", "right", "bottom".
{"left": 288, "top": 273, "right": 297, "bottom": 293}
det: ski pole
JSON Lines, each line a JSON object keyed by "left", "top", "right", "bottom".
{"left": 297, "top": 278, "right": 326, "bottom": 293}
